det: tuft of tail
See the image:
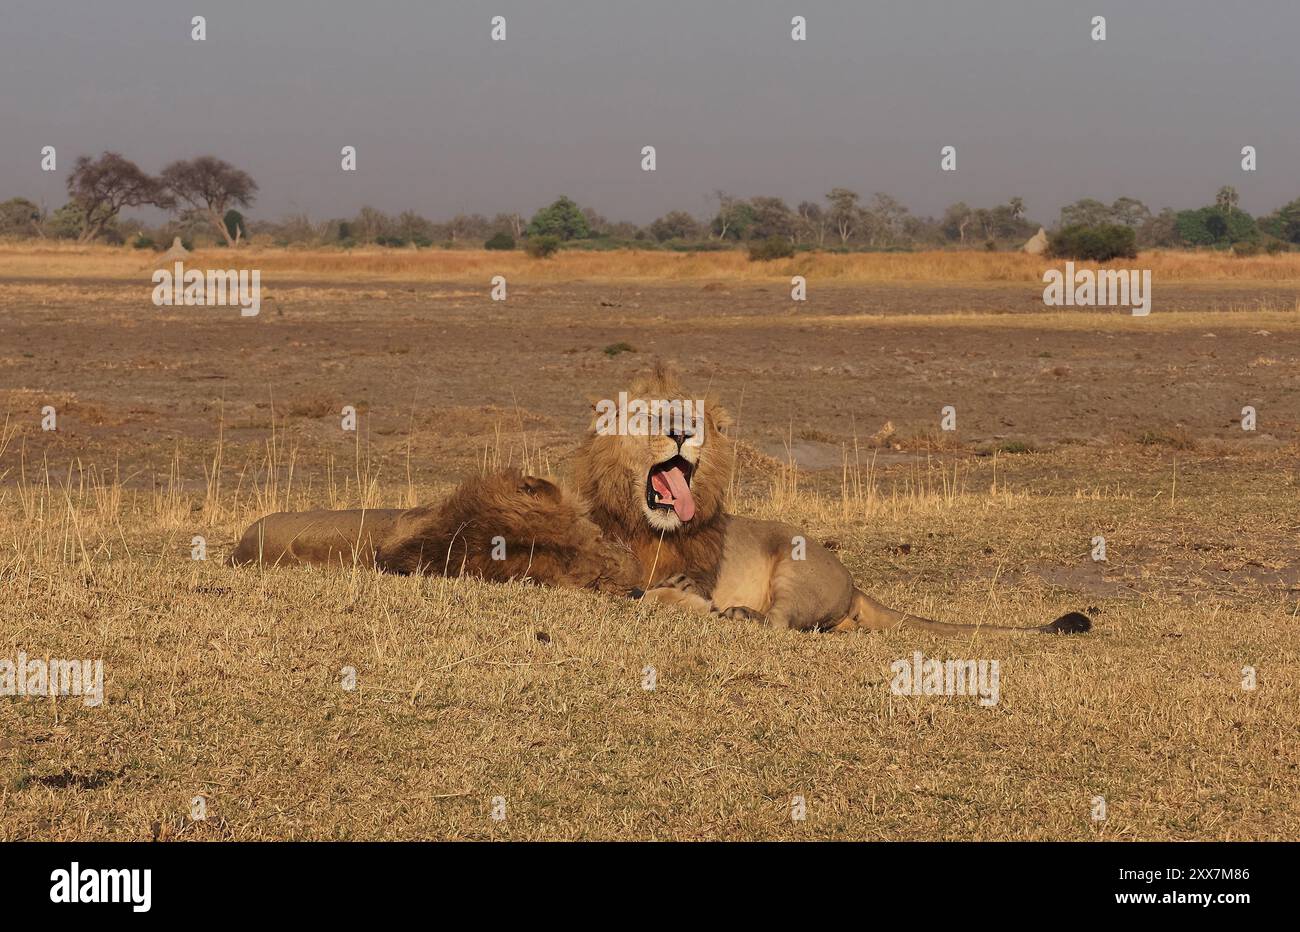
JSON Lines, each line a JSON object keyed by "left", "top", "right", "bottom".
{"left": 1040, "top": 611, "right": 1091, "bottom": 634}
{"left": 842, "top": 590, "right": 1093, "bottom": 637}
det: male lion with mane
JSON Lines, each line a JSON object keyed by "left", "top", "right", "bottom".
{"left": 229, "top": 469, "right": 640, "bottom": 595}
{"left": 577, "top": 363, "right": 1091, "bottom": 636}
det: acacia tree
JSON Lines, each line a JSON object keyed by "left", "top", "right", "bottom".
{"left": 66, "top": 152, "right": 170, "bottom": 243}
{"left": 1110, "top": 196, "right": 1151, "bottom": 228}
{"left": 748, "top": 196, "right": 797, "bottom": 242}
{"left": 161, "top": 156, "right": 258, "bottom": 246}
{"left": 649, "top": 210, "right": 700, "bottom": 242}
{"left": 1059, "top": 198, "right": 1114, "bottom": 228}
{"left": 0, "top": 198, "right": 43, "bottom": 238}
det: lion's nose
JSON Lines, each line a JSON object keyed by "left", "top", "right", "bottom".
{"left": 667, "top": 428, "right": 693, "bottom": 449}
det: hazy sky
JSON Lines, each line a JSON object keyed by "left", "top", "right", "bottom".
{"left": 2, "top": 0, "right": 1297, "bottom": 226}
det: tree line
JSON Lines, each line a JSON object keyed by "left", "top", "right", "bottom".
{"left": 3, "top": 150, "right": 1299, "bottom": 254}
{"left": 1, "top": 152, "right": 257, "bottom": 247}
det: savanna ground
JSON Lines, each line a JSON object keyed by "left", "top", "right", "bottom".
{"left": 1, "top": 244, "right": 1298, "bottom": 840}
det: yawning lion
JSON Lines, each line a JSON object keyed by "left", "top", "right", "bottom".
{"left": 575, "top": 363, "right": 1091, "bottom": 636}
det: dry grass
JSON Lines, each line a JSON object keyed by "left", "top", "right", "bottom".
{"left": 2, "top": 256, "right": 1298, "bottom": 839}
{"left": 4, "top": 241, "right": 1300, "bottom": 284}
{"left": 1, "top": 437, "right": 1297, "bottom": 840}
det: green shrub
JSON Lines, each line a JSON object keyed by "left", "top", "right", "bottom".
{"left": 1262, "top": 198, "right": 1300, "bottom": 244}
{"left": 525, "top": 234, "right": 560, "bottom": 258}
{"left": 1175, "top": 206, "right": 1258, "bottom": 247}
{"left": 1048, "top": 224, "right": 1137, "bottom": 261}
{"left": 526, "top": 196, "right": 589, "bottom": 241}
{"left": 223, "top": 209, "right": 247, "bottom": 242}
{"left": 485, "top": 232, "right": 515, "bottom": 250}
{"left": 747, "top": 236, "right": 795, "bottom": 262}
{"left": 1232, "top": 241, "right": 1261, "bottom": 257}
{"left": 132, "top": 236, "right": 156, "bottom": 250}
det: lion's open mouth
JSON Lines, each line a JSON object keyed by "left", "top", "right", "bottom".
{"left": 646, "top": 456, "right": 695, "bottom": 522}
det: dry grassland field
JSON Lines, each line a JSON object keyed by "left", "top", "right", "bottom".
{"left": 1, "top": 244, "right": 1298, "bottom": 841}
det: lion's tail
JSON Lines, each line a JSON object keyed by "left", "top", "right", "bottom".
{"left": 835, "top": 589, "right": 1091, "bottom": 636}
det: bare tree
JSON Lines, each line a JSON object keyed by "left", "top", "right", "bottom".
{"left": 797, "top": 201, "right": 827, "bottom": 247}
{"left": 161, "top": 156, "right": 258, "bottom": 246}
{"left": 396, "top": 210, "right": 434, "bottom": 243}
{"left": 867, "top": 192, "right": 908, "bottom": 246}
{"left": 942, "top": 202, "right": 974, "bottom": 243}
{"left": 826, "top": 188, "right": 860, "bottom": 244}
{"left": 581, "top": 207, "right": 609, "bottom": 237}
{"left": 66, "top": 152, "right": 170, "bottom": 243}
{"left": 352, "top": 206, "right": 393, "bottom": 242}
{"left": 442, "top": 213, "right": 490, "bottom": 244}
{"left": 712, "top": 190, "right": 740, "bottom": 241}
{"left": 493, "top": 212, "right": 524, "bottom": 239}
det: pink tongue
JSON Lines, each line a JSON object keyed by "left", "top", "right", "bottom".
{"left": 651, "top": 466, "right": 696, "bottom": 521}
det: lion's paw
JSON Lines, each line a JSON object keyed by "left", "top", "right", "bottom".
{"left": 716, "top": 605, "right": 766, "bottom": 623}
{"left": 656, "top": 573, "right": 707, "bottom": 597}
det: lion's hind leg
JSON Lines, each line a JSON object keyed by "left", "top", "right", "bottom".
{"left": 643, "top": 574, "right": 789, "bottom": 627}
{"left": 716, "top": 604, "right": 767, "bottom": 623}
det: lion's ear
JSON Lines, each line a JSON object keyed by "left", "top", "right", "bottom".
{"left": 519, "top": 475, "right": 562, "bottom": 500}
{"left": 588, "top": 393, "right": 621, "bottom": 434}
{"left": 585, "top": 394, "right": 604, "bottom": 433}
{"left": 519, "top": 475, "right": 549, "bottom": 494}
{"left": 711, "top": 405, "right": 733, "bottom": 435}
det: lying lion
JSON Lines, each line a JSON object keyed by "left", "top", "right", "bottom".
{"left": 228, "top": 469, "right": 641, "bottom": 595}
{"left": 576, "top": 363, "right": 1092, "bottom": 636}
